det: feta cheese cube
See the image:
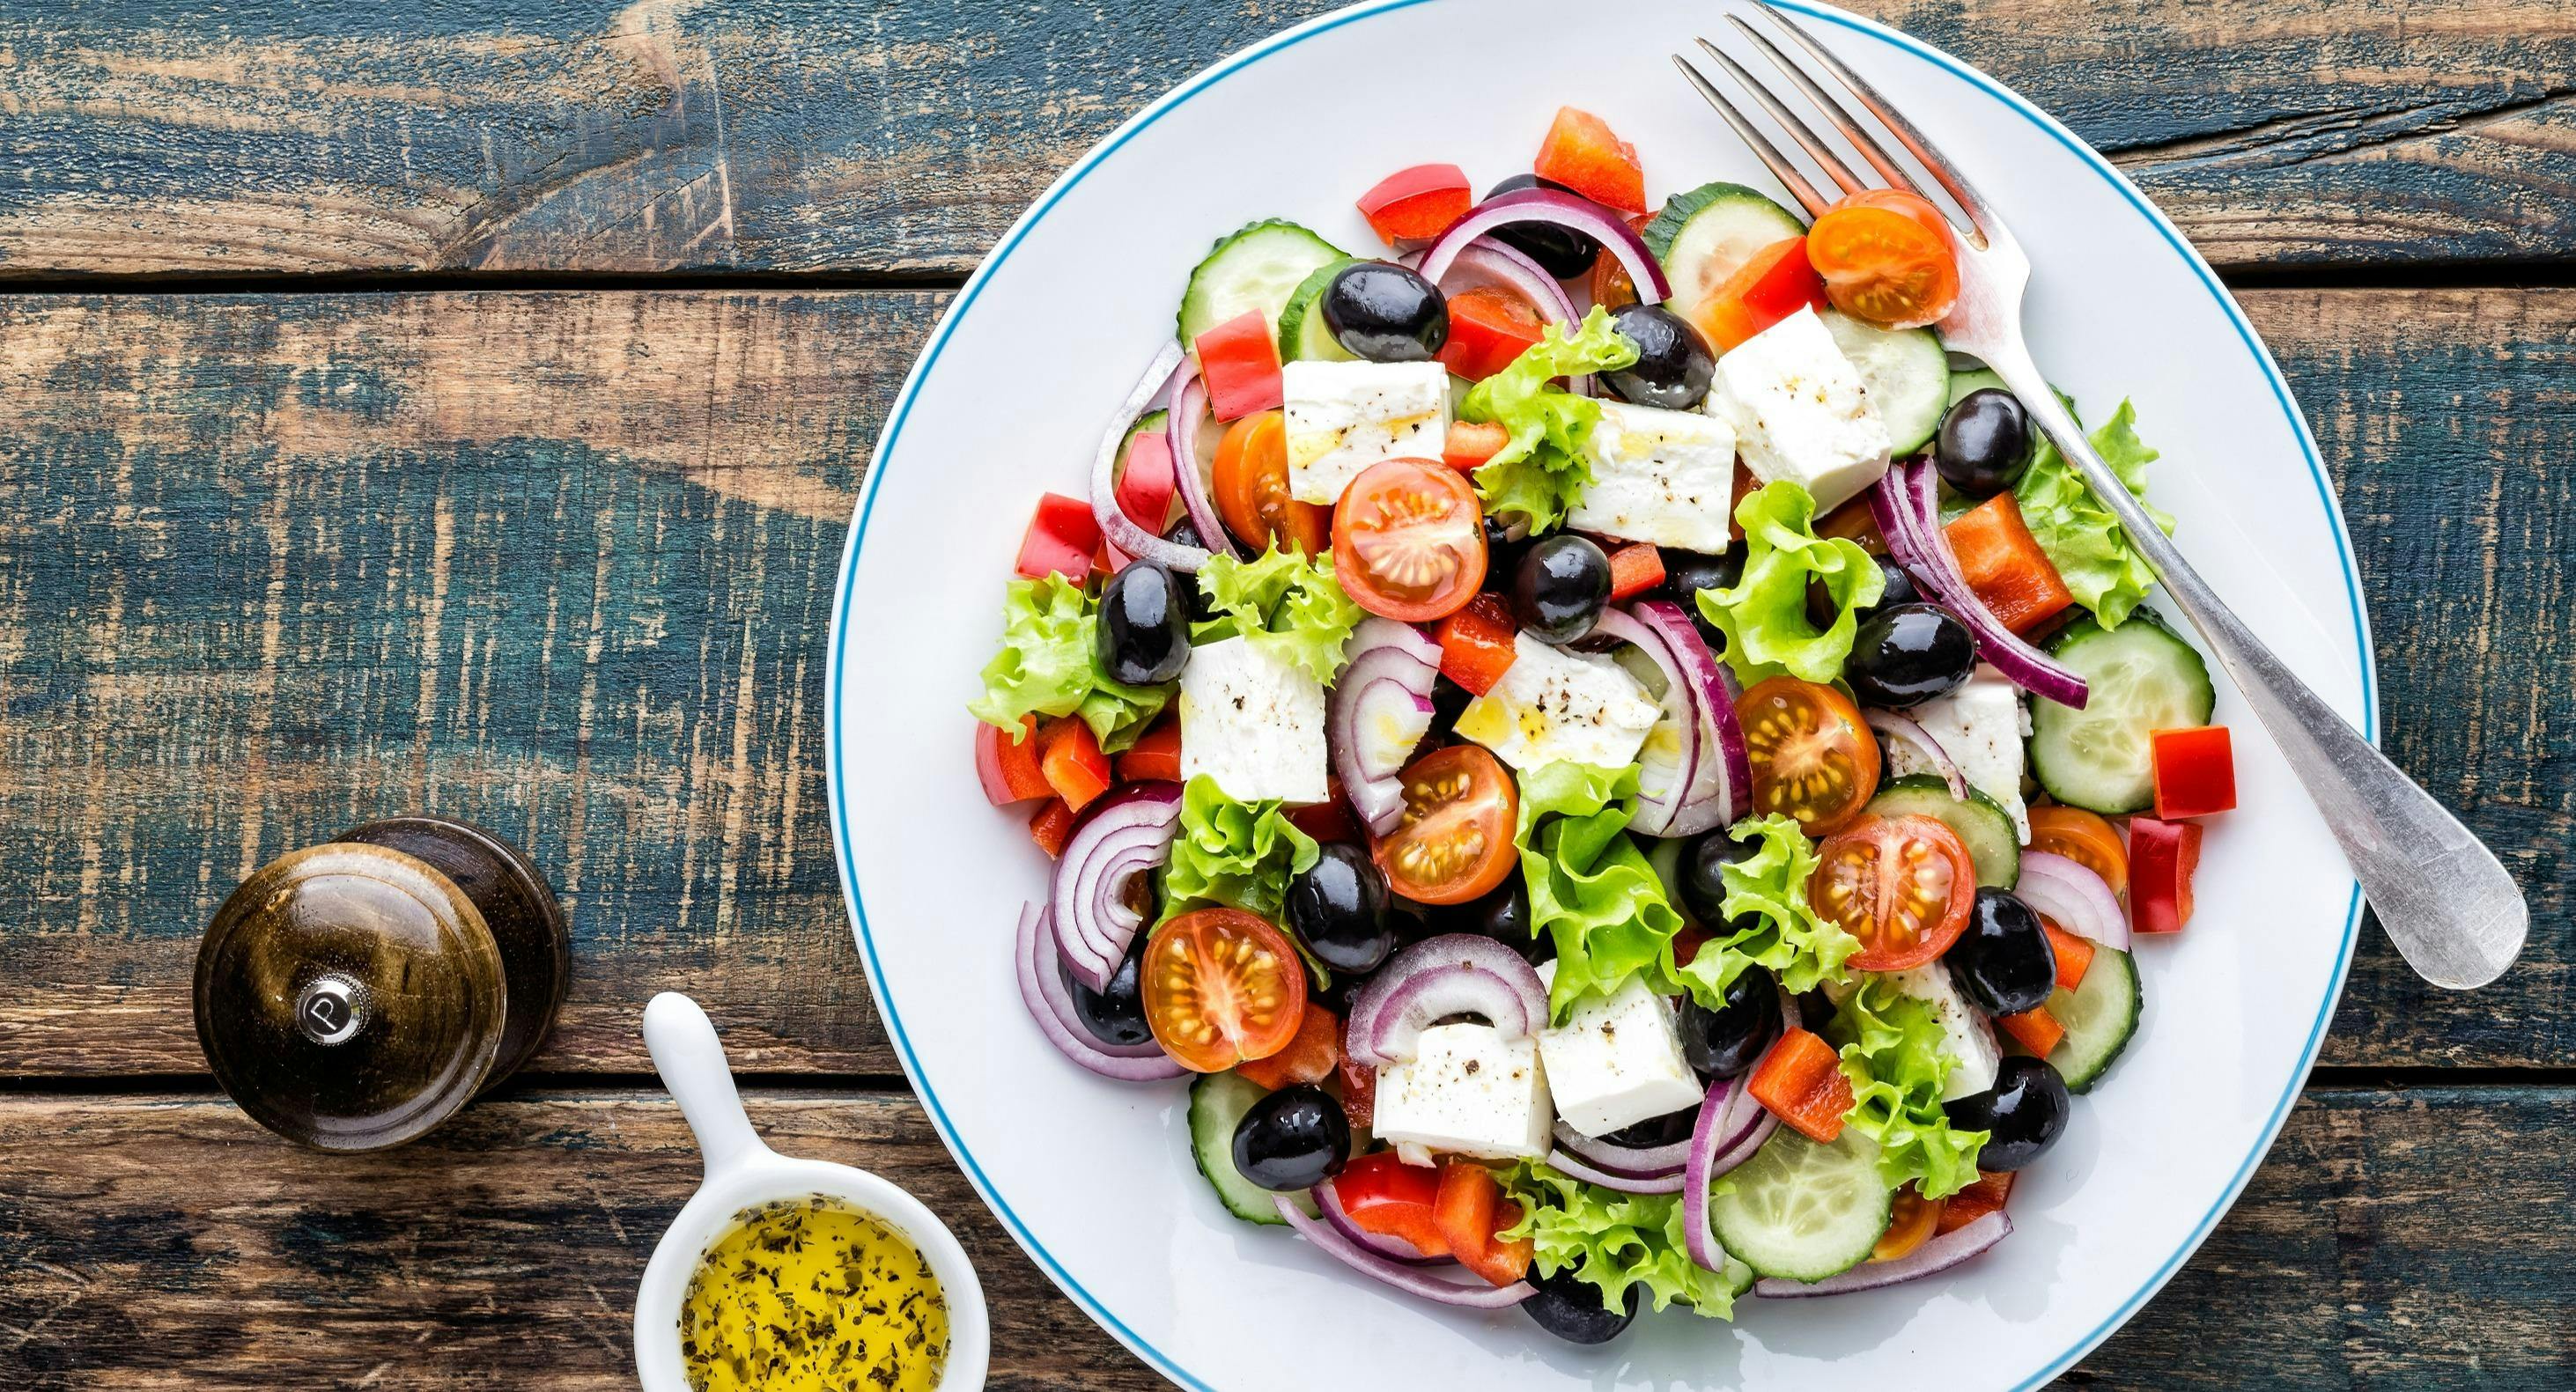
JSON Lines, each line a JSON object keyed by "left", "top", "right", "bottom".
{"left": 1711, "top": 306, "right": 1892, "bottom": 513}
{"left": 1281, "top": 359, "right": 1451, "bottom": 506}
{"left": 1535, "top": 966, "right": 1705, "bottom": 1138}
{"left": 1176, "top": 636, "right": 1327, "bottom": 804}
{"left": 1452, "top": 634, "right": 1661, "bottom": 772}
{"left": 1886, "top": 962, "right": 2002, "bottom": 1101}
{"left": 1886, "top": 663, "right": 2032, "bottom": 841}
{"left": 1566, "top": 399, "right": 1738, "bottom": 554}
{"left": 1373, "top": 1022, "right": 1554, "bottom": 1163}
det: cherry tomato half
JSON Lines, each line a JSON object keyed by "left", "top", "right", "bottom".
{"left": 1332, "top": 458, "right": 1487, "bottom": 622}
{"left": 1872, "top": 1183, "right": 1946, "bottom": 1263}
{"left": 1376, "top": 744, "right": 1520, "bottom": 905}
{"left": 1736, "top": 676, "right": 1882, "bottom": 836}
{"left": 1810, "top": 814, "right": 1977, "bottom": 972}
{"left": 1142, "top": 908, "right": 1309, "bottom": 1072}
{"left": 2026, "top": 805, "right": 2129, "bottom": 897}
{"left": 1212, "top": 409, "right": 1329, "bottom": 556}
{"left": 1805, "top": 188, "right": 1960, "bottom": 330}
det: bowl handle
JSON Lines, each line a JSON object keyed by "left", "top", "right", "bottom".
{"left": 644, "top": 992, "right": 768, "bottom": 1177}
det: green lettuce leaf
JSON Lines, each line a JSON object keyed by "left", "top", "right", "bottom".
{"left": 1460, "top": 307, "right": 1642, "bottom": 534}
{"left": 1513, "top": 762, "right": 1693, "bottom": 1020}
{"left": 1824, "top": 976, "right": 1989, "bottom": 1199}
{"left": 2012, "top": 399, "right": 2174, "bottom": 630}
{"left": 1674, "top": 813, "right": 1862, "bottom": 999}
{"left": 1501, "top": 1162, "right": 1747, "bottom": 1320}
{"left": 1190, "top": 545, "right": 1365, "bottom": 687}
{"left": 1694, "top": 482, "right": 1885, "bottom": 685}
{"left": 967, "top": 573, "right": 1171, "bottom": 752}
{"left": 1159, "top": 774, "right": 1320, "bottom": 924}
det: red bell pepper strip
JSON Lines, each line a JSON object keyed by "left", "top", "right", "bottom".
{"left": 1114, "top": 427, "right": 1179, "bottom": 533}
{"left": 1437, "top": 287, "right": 1546, "bottom": 382}
{"left": 1997, "top": 1005, "right": 2065, "bottom": 1058}
{"left": 1286, "top": 777, "right": 1362, "bottom": 844}
{"left": 2151, "top": 725, "right": 2237, "bottom": 819}
{"left": 1605, "top": 543, "right": 1665, "bottom": 602}
{"left": 1194, "top": 310, "right": 1284, "bottom": 421}
{"left": 1936, "top": 1170, "right": 2013, "bottom": 1234}
{"left": 2041, "top": 919, "right": 2095, "bottom": 991}
{"left": 1434, "top": 593, "right": 1520, "bottom": 696}
{"left": 1038, "top": 718, "right": 1112, "bottom": 814}
{"left": 1533, "top": 107, "right": 1646, "bottom": 214}
{"left": 974, "top": 716, "right": 1052, "bottom": 806}
{"left": 1356, "top": 163, "right": 1472, "bottom": 245}
{"left": 1015, "top": 492, "right": 1101, "bottom": 581}
{"left": 1434, "top": 1161, "right": 1534, "bottom": 1287}
{"left": 1748, "top": 1027, "right": 1855, "bottom": 1144}
{"left": 1332, "top": 1152, "right": 1448, "bottom": 1258}
{"left": 1943, "top": 492, "right": 2074, "bottom": 634}
{"left": 1690, "top": 236, "right": 1827, "bottom": 351}
{"left": 1029, "top": 798, "right": 1079, "bottom": 858}
{"left": 1114, "top": 718, "right": 1182, "bottom": 784}
{"left": 2129, "top": 815, "right": 2203, "bottom": 935}
{"left": 1442, "top": 420, "right": 1510, "bottom": 473}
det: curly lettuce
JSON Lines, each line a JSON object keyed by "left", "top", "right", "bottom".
{"left": 1460, "top": 308, "right": 1642, "bottom": 534}
{"left": 1694, "top": 481, "right": 1885, "bottom": 686}
{"left": 1824, "top": 976, "right": 1989, "bottom": 1199}
{"left": 2012, "top": 399, "right": 2173, "bottom": 630}
{"left": 1190, "top": 545, "right": 1365, "bottom": 687}
{"left": 1501, "top": 1162, "right": 1748, "bottom": 1320}
{"left": 967, "top": 573, "right": 1170, "bottom": 752}
{"left": 1513, "top": 762, "right": 1695, "bottom": 1021}
{"left": 1674, "top": 814, "right": 1862, "bottom": 1000}
{"left": 1158, "top": 775, "right": 1319, "bottom": 924}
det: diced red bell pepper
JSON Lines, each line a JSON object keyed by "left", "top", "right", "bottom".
{"left": 1605, "top": 543, "right": 1665, "bottom": 603}
{"left": 2129, "top": 816, "right": 2203, "bottom": 935}
{"left": 1029, "top": 798, "right": 1079, "bottom": 858}
{"left": 1434, "top": 1161, "right": 1533, "bottom": 1287}
{"left": 1438, "top": 286, "right": 1547, "bottom": 382}
{"left": 2151, "top": 725, "right": 2238, "bottom": 819}
{"left": 1690, "top": 235, "right": 1827, "bottom": 351}
{"left": 1356, "top": 162, "right": 1472, "bottom": 246}
{"left": 1434, "top": 593, "right": 1520, "bottom": 696}
{"left": 1091, "top": 532, "right": 1131, "bottom": 581}
{"left": 1287, "top": 777, "right": 1362, "bottom": 844}
{"left": 1015, "top": 492, "right": 1101, "bottom": 581}
{"left": 1237, "top": 1002, "right": 1342, "bottom": 1090}
{"left": 974, "top": 715, "right": 1052, "bottom": 806}
{"left": 1936, "top": 1170, "right": 2014, "bottom": 1234}
{"left": 1997, "top": 1005, "right": 2065, "bottom": 1057}
{"left": 1944, "top": 492, "right": 2074, "bottom": 634}
{"left": 1533, "top": 107, "right": 1647, "bottom": 214}
{"left": 1332, "top": 1152, "right": 1448, "bottom": 1258}
{"left": 2041, "top": 919, "right": 2095, "bottom": 991}
{"left": 1114, "top": 718, "right": 1183, "bottom": 784}
{"left": 1748, "top": 1027, "right": 1855, "bottom": 1144}
{"left": 1114, "top": 427, "right": 1179, "bottom": 533}
{"left": 1335, "top": 1021, "right": 1377, "bottom": 1131}
{"left": 1194, "top": 310, "right": 1284, "bottom": 421}
{"left": 1038, "top": 719, "right": 1112, "bottom": 814}
{"left": 1442, "top": 420, "right": 1510, "bottom": 473}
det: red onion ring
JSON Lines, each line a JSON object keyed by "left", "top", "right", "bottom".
{"left": 1329, "top": 625, "right": 1441, "bottom": 836}
{"left": 1419, "top": 187, "right": 1670, "bottom": 304}
{"left": 1755, "top": 1212, "right": 2012, "bottom": 1297}
{"left": 1590, "top": 607, "right": 1701, "bottom": 836}
{"left": 1682, "top": 1072, "right": 1781, "bottom": 1272}
{"left": 1345, "top": 934, "right": 1550, "bottom": 1068}
{"left": 1164, "top": 360, "right": 1239, "bottom": 563}
{"left": 1015, "top": 902, "right": 1186, "bottom": 1081}
{"left": 1545, "top": 1148, "right": 1686, "bottom": 1195}
{"left": 2015, "top": 850, "right": 2132, "bottom": 950}
{"left": 1273, "top": 1195, "right": 1535, "bottom": 1309}
{"left": 1551, "top": 1119, "right": 1688, "bottom": 1179}
{"left": 1629, "top": 600, "right": 1750, "bottom": 836}
{"left": 1050, "top": 781, "right": 1183, "bottom": 991}
{"left": 1316, "top": 1179, "right": 1447, "bottom": 1266}
{"left": 1864, "top": 708, "right": 1968, "bottom": 800}
{"left": 1089, "top": 343, "right": 1211, "bottom": 571}
{"left": 1870, "top": 460, "right": 2087, "bottom": 708}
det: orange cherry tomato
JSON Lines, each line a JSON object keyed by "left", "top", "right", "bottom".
{"left": 1811, "top": 814, "right": 1977, "bottom": 972}
{"left": 1212, "top": 409, "right": 1329, "bottom": 556}
{"left": 1805, "top": 188, "right": 1960, "bottom": 330}
{"left": 1376, "top": 744, "right": 1520, "bottom": 906}
{"left": 1872, "top": 1183, "right": 1947, "bottom": 1262}
{"left": 1331, "top": 458, "right": 1487, "bottom": 622}
{"left": 1735, "top": 676, "right": 1882, "bottom": 836}
{"left": 2026, "top": 805, "right": 2129, "bottom": 897}
{"left": 1141, "top": 908, "right": 1309, "bottom": 1072}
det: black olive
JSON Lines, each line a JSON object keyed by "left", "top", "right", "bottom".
{"left": 1600, "top": 304, "right": 1715, "bottom": 410}
{"left": 1322, "top": 261, "right": 1449, "bottom": 364}
{"left": 1230, "top": 1084, "right": 1349, "bottom": 1192}
{"left": 1096, "top": 560, "right": 1192, "bottom": 685}
{"left": 1285, "top": 843, "right": 1396, "bottom": 975}
{"left": 1805, "top": 553, "right": 1917, "bottom": 630}
{"left": 1945, "top": 890, "right": 2058, "bottom": 1017}
{"left": 1523, "top": 1264, "right": 1639, "bottom": 1344}
{"left": 1793, "top": 988, "right": 1840, "bottom": 1035}
{"left": 1843, "top": 603, "right": 1977, "bottom": 709}
{"left": 1660, "top": 549, "right": 1745, "bottom": 650}
{"left": 1481, "top": 515, "right": 1530, "bottom": 593}
{"left": 1485, "top": 174, "right": 1598, "bottom": 279}
{"left": 1421, "top": 672, "right": 1473, "bottom": 748}
{"left": 1936, "top": 388, "right": 2037, "bottom": 497}
{"left": 1433, "top": 876, "right": 1552, "bottom": 964}
{"left": 1597, "top": 1108, "right": 1695, "bottom": 1150}
{"left": 1944, "top": 1055, "right": 2070, "bottom": 1171}
{"left": 1673, "top": 826, "right": 1762, "bottom": 929}
{"left": 1679, "top": 967, "right": 1782, "bottom": 1079}
{"left": 1061, "top": 937, "right": 1152, "bottom": 1049}
{"left": 1512, "top": 534, "right": 1612, "bottom": 644}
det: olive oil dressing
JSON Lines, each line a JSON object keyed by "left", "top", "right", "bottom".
{"left": 678, "top": 1196, "right": 949, "bottom": 1392}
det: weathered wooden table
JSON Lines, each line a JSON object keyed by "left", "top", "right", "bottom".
{"left": 1, "top": 2, "right": 2568, "bottom": 1387}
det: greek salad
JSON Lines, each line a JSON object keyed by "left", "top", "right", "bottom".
{"left": 972, "top": 106, "right": 2236, "bottom": 1343}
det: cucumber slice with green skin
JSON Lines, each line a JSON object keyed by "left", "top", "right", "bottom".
{"left": 1177, "top": 220, "right": 1348, "bottom": 353}
{"left": 2028, "top": 609, "right": 2215, "bottom": 814}
{"left": 1822, "top": 309, "right": 1948, "bottom": 455}
{"left": 1865, "top": 774, "right": 2020, "bottom": 888}
{"left": 1643, "top": 182, "right": 1805, "bottom": 320}
{"left": 1274, "top": 257, "right": 1362, "bottom": 364}
{"left": 1707, "top": 1128, "right": 1892, "bottom": 1282}
{"left": 1189, "top": 1072, "right": 1289, "bottom": 1226}
{"left": 1947, "top": 366, "right": 2007, "bottom": 407}
{"left": 2044, "top": 946, "right": 2141, "bottom": 1093}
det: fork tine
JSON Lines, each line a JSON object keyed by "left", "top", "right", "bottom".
{"left": 1723, "top": 16, "right": 1920, "bottom": 199}
{"left": 1690, "top": 37, "right": 1864, "bottom": 197}
{"left": 1752, "top": 2, "right": 1995, "bottom": 237}
{"left": 1670, "top": 54, "right": 1830, "bottom": 217}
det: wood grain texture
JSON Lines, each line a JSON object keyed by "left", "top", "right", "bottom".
{"left": 0, "top": 1086, "right": 2567, "bottom": 1388}
{"left": 0, "top": 0, "right": 2568, "bottom": 279}
{"left": 0, "top": 286, "right": 2565, "bottom": 1079}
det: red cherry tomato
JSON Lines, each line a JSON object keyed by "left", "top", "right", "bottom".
{"left": 1330, "top": 458, "right": 1487, "bottom": 622}
{"left": 1809, "top": 814, "right": 1977, "bottom": 972}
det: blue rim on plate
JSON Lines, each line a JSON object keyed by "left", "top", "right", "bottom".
{"left": 824, "top": 3, "right": 2375, "bottom": 1387}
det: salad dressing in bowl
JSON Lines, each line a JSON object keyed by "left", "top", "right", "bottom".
{"left": 679, "top": 1196, "right": 949, "bottom": 1392}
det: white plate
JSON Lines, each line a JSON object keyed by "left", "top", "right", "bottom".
{"left": 826, "top": 3, "right": 2372, "bottom": 1387}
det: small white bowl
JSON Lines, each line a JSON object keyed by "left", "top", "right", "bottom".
{"left": 631, "top": 992, "right": 990, "bottom": 1391}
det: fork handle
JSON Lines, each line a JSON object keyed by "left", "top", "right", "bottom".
{"left": 1980, "top": 342, "right": 2526, "bottom": 989}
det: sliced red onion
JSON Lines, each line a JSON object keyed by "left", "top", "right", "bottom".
{"left": 1871, "top": 460, "right": 2086, "bottom": 708}
{"left": 1701, "top": 1107, "right": 1781, "bottom": 1182}
{"left": 2016, "top": 850, "right": 2132, "bottom": 950}
{"left": 1865, "top": 708, "right": 1968, "bottom": 800}
{"left": 1050, "top": 781, "right": 1183, "bottom": 991}
{"left": 1164, "top": 360, "right": 1239, "bottom": 563}
{"left": 1433, "top": 238, "right": 1581, "bottom": 326}
{"left": 1353, "top": 614, "right": 1443, "bottom": 667}
{"left": 1273, "top": 1196, "right": 1535, "bottom": 1308}
{"left": 1545, "top": 1148, "right": 1686, "bottom": 1195}
{"left": 1089, "top": 343, "right": 1210, "bottom": 571}
{"left": 1755, "top": 1212, "right": 2012, "bottom": 1297}
{"left": 1591, "top": 608, "right": 1700, "bottom": 837}
{"left": 1630, "top": 600, "right": 1750, "bottom": 836}
{"left": 1345, "top": 934, "right": 1549, "bottom": 1068}
{"left": 1015, "top": 902, "right": 1186, "bottom": 1081}
{"left": 1551, "top": 1120, "right": 1687, "bottom": 1179}
{"left": 1420, "top": 187, "right": 1670, "bottom": 303}
{"left": 1316, "top": 1179, "right": 1447, "bottom": 1266}
{"left": 1330, "top": 625, "right": 1441, "bottom": 836}
{"left": 1682, "top": 1072, "right": 1782, "bottom": 1272}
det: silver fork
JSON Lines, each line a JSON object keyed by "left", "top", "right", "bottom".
{"left": 1676, "top": 4, "right": 2525, "bottom": 990}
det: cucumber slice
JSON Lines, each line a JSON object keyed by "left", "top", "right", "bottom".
{"left": 2028, "top": 609, "right": 2215, "bottom": 814}
{"left": 2044, "top": 946, "right": 2141, "bottom": 1093}
{"left": 1275, "top": 257, "right": 1362, "bottom": 363}
{"left": 1189, "top": 1072, "right": 1288, "bottom": 1226}
{"left": 1643, "top": 182, "right": 1805, "bottom": 319}
{"left": 1865, "top": 774, "right": 2019, "bottom": 888}
{"left": 1707, "top": 1128, "right": 1892, "bottom": 1282}
{"left": 1177, "top": 220, "right": 1348, "bottom": 351}
{"left": 1947, "top": 366, "right": 2007, "bottom": 407}
{"left": 1821, "top": 309, "right": 1948, "bottom": 455}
